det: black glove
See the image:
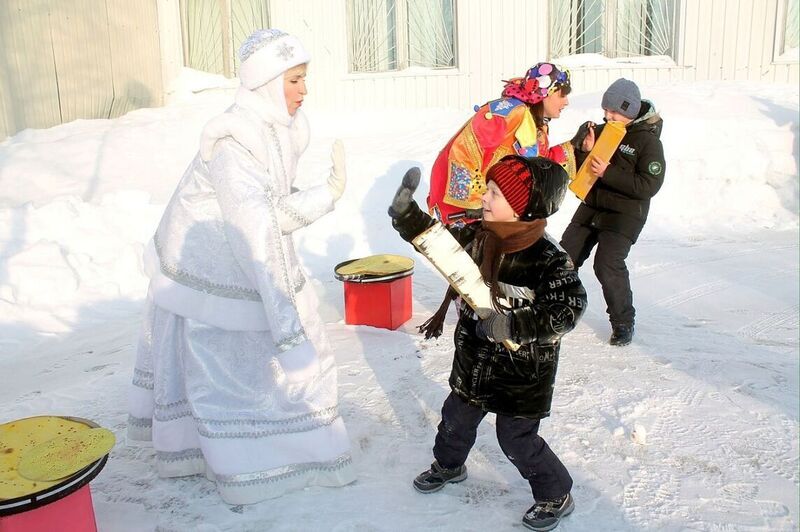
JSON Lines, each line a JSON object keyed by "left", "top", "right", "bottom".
{"left": 475, "top": 310, "right": 513, "bottom": 343}
{"left": 388, "top": 167, "right": 421, "bottom": 219}
{"left": 570, "top": 121, "right": 594, "bottom": 152}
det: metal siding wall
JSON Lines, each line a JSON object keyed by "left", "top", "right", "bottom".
{"left": 720, "top": 0, "right": 740, "bottom": 79}
{"left": 734, "top": 0, "right": 754, "bottom": 80}
{"left": 0, "top": 0, "right": 62, "bottom": 138}
{"left": 1, "top": 0, "right": 797, "bottom": 136}
{"left": 760, "top": 0, "right": 780, "bottom": 82}
{"left": 269, "top": 0, "right": 347, "bottom": 110}
{"left": 270, "top": 0, "right": 795, "bottom": 112}
{"left": 678, "top": 0, "right": 698, "bottom": 80}
{"left": 0, "top": 0, "right": 165, "bottom": 139}
{"left": 49, "top": 0, "right": 114, "bottom": 124}
{"left": 705, "top": 0, "right": 723, "bottom": 79}
{"left": 107, "top": 0, "right": 164, "bottom": 117}
{"left": 268, "top": 0, "right": 552, "bottom": 111}
{"left": 158, "top": 0, "right": 185, "bottom": 98}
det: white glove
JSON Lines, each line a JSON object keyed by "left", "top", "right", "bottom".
{"left": 327, "top": 139, "right": 346, "bottom": 201}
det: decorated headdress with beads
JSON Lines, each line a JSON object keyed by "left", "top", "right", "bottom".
{"left": 501, "top": 62, "right": 571, "bottom": 105}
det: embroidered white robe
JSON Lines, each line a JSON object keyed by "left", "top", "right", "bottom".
{"left": 128, "top": 86, "right": 355, "bottom": 504}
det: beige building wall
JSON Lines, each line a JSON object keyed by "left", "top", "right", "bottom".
{"left": 270, "top": 0, "right": 798, "bottom": 111}
{"left": 2, "top": 0, "right": 797, "bottom": 139}
{"left": 270, "top": 0, "right": 552, "bottom": 111}
{"left": 0, "top": 0, "right": 170, "bottom": 139}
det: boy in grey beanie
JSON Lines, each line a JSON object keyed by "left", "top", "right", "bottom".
{"left": 560, "top": 78, "right": 666, "bottom": 346}
{"left": 601, "top": 78, "right": 641, "bottom": 119}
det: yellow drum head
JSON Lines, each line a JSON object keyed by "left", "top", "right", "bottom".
{"left": 18, "top": 427, "right": 115, "bottom": 482}
{"left": 0, "top": 416, "right": 103, "bottom": 500}
{"left": 335, "top": 254, "right": 414, "bottom": 278}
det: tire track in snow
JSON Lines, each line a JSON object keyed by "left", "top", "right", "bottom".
{"left": 738, "top": 304, "right": 800, "bottom": 342}
{"left": 633, "top": 244, "right": 796, "bottom": 280}
{"left": 646, "top": 268, "right": 794, "bottom": 311}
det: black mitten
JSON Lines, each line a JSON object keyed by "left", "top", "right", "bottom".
{"left": 570, "top": 121, "right": 594, "bottom": 152}
{"left": 388, "top": 167, "right": 421, "bottom": 218}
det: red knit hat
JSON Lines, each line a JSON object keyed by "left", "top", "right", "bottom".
{"left": 486, "top": 158, "right": 532, "bottom": 216}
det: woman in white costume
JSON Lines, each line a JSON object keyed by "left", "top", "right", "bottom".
{"left": 127, "top": 29, "right": 355, "bottom": 504}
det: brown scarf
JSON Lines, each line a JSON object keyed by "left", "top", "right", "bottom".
{"left": 417, "top": 219, "right": 546, "bottom": 338}
{"left": 474, "top": 219, "right": 547, "bottom": 310}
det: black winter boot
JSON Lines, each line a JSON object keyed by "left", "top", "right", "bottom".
{"left": 522, "top": 493, "right": 574, "bottom": 531}
{"left": 609, "top": 323, "right": 634, "bottom": 346}
{"left": 412, "top": 461, "right": 467, "bottom": 493}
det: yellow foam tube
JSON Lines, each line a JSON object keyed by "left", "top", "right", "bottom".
{"left": 569, "top": 121, "right": 626, "bottom": 201}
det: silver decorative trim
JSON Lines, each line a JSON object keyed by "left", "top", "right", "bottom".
{"left": 197, "top": 410, "right": 341, "bottom": 439}
{"left": 215, "top": 454, "right": 352, "bottom": 487}
{"left": 128, "top": 414, "right": 153, "bottom": 429}
{"left": 277, "top": 329, "right": 307, "bottom": 352}
{"left": 278, "top": 197, "right": 314, "bottom": 227}
{"left": 154, "top": 399, "right": 192, "bottom": 422}
{"left": 263, "top": 123, "right": 307, "bottom": 352}
{"left": 239, "top": 29, "right": 288, "bottom": 62}
{"left": 198, "top": 406, "right": 337, "bottom": 427}
{"left": 264, "top": 125, "right": 298, "bottom": 306}
{"left": 157, "top": 448, "right": 204, "bottom": 464}
{"left": 153, "top": 233, "right": 262, "bottom": 302}
{"left": 276, "top": 42, "right": 295, "bottom": 60}
{"left": 294, "top": 274, "right": 306, "bottom": 293}
{"left": 132, "top": 368, "right": 154, "bottom": 390}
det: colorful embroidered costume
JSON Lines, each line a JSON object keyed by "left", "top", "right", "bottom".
{"left": 427, "top": 63, "right": 577, "bottom": 225}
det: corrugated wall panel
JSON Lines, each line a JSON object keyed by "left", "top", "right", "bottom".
{"left": 0, "top": 0, "right": 62, "bottom": 137}
{"left": 720, "top": 0, "right": 740, "bottom": 79}
{"left": 465, "top": 0, "right": 482, "bottom": 103}
{"left": 0, "top": 60, "right": 10, "bottom": 138}
{"left": 706, "top": 0, "right": 725, "bottom": 80}
{"left": 107, "top": 0, "right": 164, "bottom": 117}
{"left": 49, "top": 0, "right": 114, "bottom": 123}
{"left": 734, "top": 0, "right": 754, "bottom": 80}
{"left": 2, "top": 0, "right": 797, "bottom": 137}
{"left": 477, "top": 2, "right": 494, "bottom": 103}
{"left": 271, "top": 0, "right": 796, "bottom": 112}
{"left": 679, "top": 0, "right": 698, "bottom": 81}
{"left": 1, "top": 0, "right": 166, "bottom": 138}
{"left": 746, "top": 0, "right": 765, "bottom": 81}
{"left": 158, "top": 0, "right": 186, "bottom": 96}
{"left": 760, "top": 0, "right": 780, "bottom": 82}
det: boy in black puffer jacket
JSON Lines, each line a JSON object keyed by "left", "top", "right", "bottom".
{"left": 561, "top": 78, "right": 665, "bottom": 346}
{"left": 389, "top": 156, "right": 586, "bottom": 532}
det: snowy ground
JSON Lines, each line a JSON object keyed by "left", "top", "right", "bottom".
{"left": 0, "top": 74, "right": 798, "bottom": 531}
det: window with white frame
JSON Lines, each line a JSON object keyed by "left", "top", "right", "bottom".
{"left": 550, "top": 0, "right": 678, "bottom": 59}
{"left": 347, "top": 0, "right": 456, "bottom": 73}
{"left": 181, "top": 0, "right": 271, "bottom": 77}
{"left": 775, "top": 0, "right": 799, "bottom": 61}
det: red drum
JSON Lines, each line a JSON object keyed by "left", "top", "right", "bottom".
{"left": 335, "top": 254, "right": 414, "bottom": 330}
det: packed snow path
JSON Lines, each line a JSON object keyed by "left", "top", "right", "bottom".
{"left": 0, "top": 79, "right": 797, "bottom": 530}
{"left": 0, "top": 229, "right": 795, "bottom": 531}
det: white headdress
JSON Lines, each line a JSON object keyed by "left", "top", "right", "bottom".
{"left": 238, "top": 29, "right": 311, "bottom": 90}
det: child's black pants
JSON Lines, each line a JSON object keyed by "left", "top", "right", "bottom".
{"left": 433, "top": 392, "right": 572, "bottom": 501}
{"left": 560, "top": 222, "right": 635, "bottom": 326}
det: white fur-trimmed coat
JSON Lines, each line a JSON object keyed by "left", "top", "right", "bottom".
{"left": 144, "top": 87, "right": 336, "bottom": 351}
